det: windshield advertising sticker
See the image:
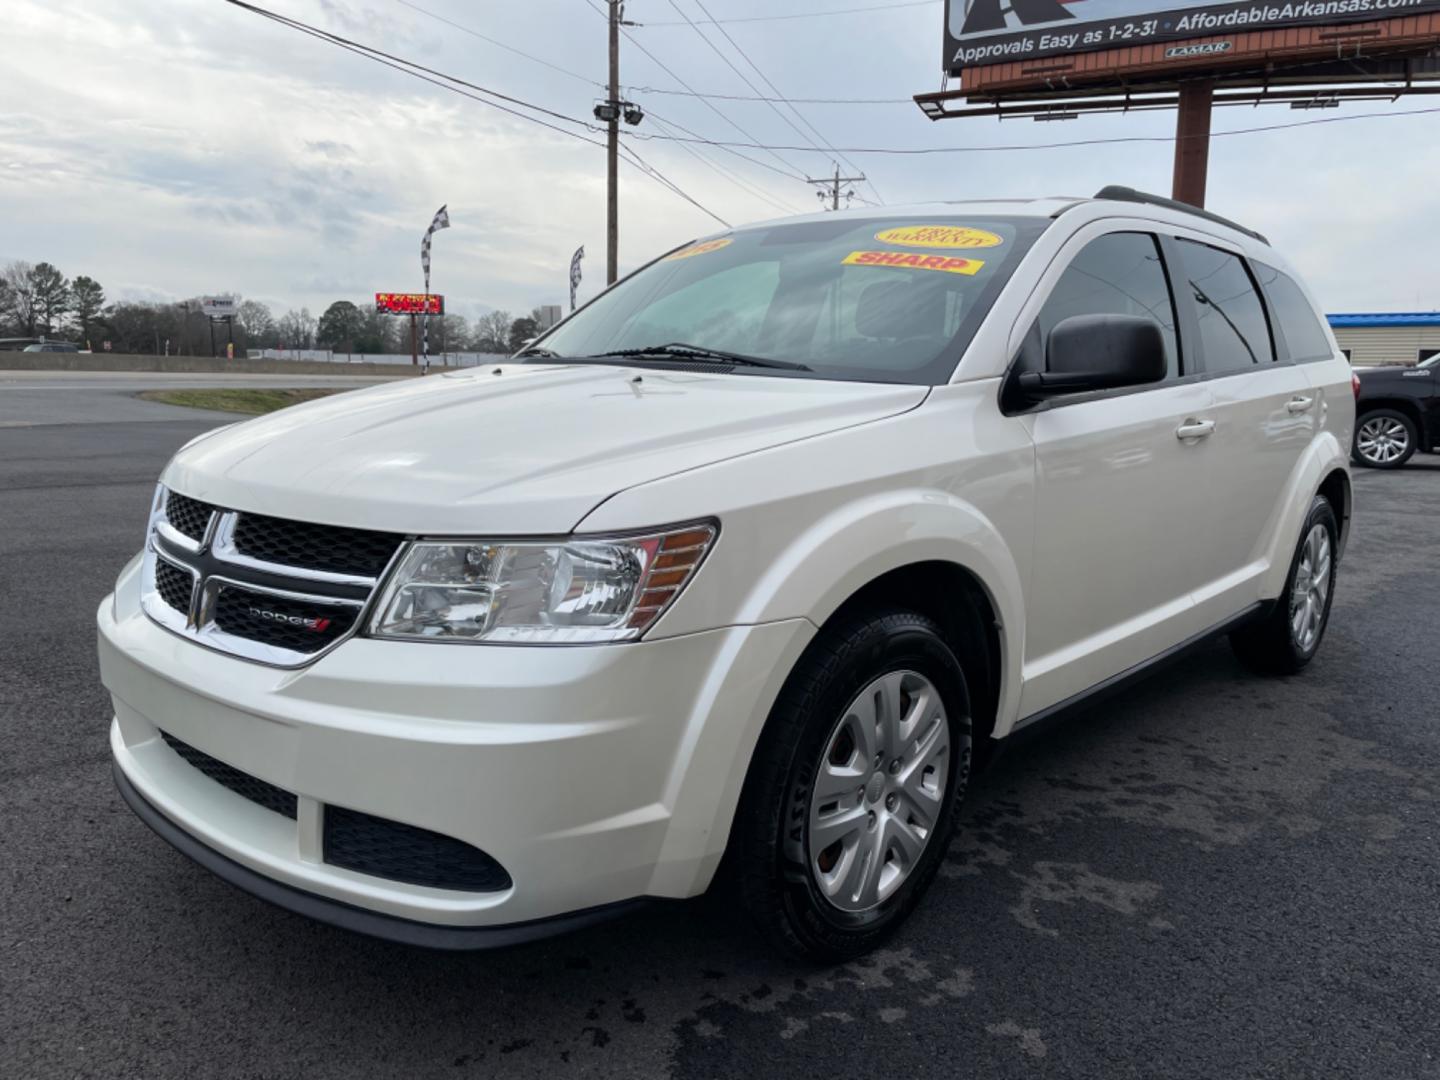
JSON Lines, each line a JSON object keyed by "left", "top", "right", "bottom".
{"left": 874, "top": 225, "right": 1005, "bottom": 249}
{"left": 946, "top": 0, "right": 1440, "bottom": 70}
{"left": 843, "top": 251, "right": 987, "bottom": 275}
{"left": 665, "top": 237, "right": 733, "bottom": 260}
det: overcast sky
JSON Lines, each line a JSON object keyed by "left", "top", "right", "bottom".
{"left": 4, "top": 0, "right": 1439, "bottom": 321}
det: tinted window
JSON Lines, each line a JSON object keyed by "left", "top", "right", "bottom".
{"left": 1253, "top": 263, "right": 1333, "bottom": 362}
{"left": 535, "top": 216, "right": 1049, "bottom": 385}
{"left": 1176, "top": 240, "right": 1274, "bottom": 373}
{"left": 1031, "top": 232, "right": 1178, "bottom": 377}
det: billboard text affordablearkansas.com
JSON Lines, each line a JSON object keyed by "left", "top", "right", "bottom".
{"left": 947, "top": 0, "right": 1440, "bottom": 69}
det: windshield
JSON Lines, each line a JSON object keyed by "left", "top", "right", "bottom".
{"left": 532, "top": 215, "right": 1049, "bottom": 384}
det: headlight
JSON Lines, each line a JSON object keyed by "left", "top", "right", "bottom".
{"left": 369, "top": 522, "right": 717, "bottom": 644}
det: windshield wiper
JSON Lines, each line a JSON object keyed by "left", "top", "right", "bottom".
{"left": 593, "top": 342, "right": 812, "bottom": 372}
{"left": 513, "top": 345, "right": 562, "bottom": 359}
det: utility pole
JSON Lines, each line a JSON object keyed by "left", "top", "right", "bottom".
{"left": 607, "top": 0, "right": 619, "bottom": 285}
{"left": 593, "top": 4, "right": 644, "bottom": 285}
{"left": 807, "top": 163, "right": 866, "bottom": 211}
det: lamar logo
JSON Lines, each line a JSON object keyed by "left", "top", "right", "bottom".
{"left": 1165, "top": 41, "right": 1233, "bottom": 58}
{"left": 248, "top": 606, "right": 332, "bottom": 633}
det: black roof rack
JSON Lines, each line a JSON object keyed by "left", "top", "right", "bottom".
{"left": 1088, "top": 185, "right": 1269, "bottom": 245}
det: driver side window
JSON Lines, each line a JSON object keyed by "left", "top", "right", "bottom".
{"left": 1020, "top": 232, "right": 1180, "bottom": 378}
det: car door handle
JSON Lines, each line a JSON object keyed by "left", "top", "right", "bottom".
{"left": 1286, "top": 395, "right": 1315, "bottom": 414}
{"left": 1176, "top": 419, "right": 1216, "bottom": 440}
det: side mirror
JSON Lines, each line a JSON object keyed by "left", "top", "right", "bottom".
{"left": 1017, "top": 314, "right": 1168, "bottom": 399}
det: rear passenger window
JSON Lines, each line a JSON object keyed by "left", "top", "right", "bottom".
{"left": 1032, "top": 232, "right": 1179, "bottom": 377}
{"left": 1175, "top": 240, "right": 1274, "bottom": 372}
{"left": 1253, "top": 263, "right": 1333, "bottom": 362}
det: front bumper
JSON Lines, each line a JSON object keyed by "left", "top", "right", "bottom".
{"left": 100, "top": 556, "right": 812, "bottom": 936}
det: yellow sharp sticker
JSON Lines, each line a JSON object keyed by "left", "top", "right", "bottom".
{"left": 664, "top": 237, "right": 733, "bottom": 261}
{"left": 873, "top": 225, "right": 1003, "bottom": 250}
{"left": 842, "top": 250, "right": 986, "bottom": 275}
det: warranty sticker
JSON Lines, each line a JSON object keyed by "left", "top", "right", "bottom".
{"left": 843, "top": 250, "right": 985, "bottom": 275}
{"left": 874, "top": 225, "right": 1003, "bottom": 250}
{"left": 665, "top": 237, "right": 733, "bottom": 260}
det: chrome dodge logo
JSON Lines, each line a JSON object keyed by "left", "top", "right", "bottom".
{"left": 248, "top": 606, "right": 332, "bottom": 633}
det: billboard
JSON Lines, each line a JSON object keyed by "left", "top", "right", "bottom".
{"left": 201, "top": 296, "right": 236, "bottom": 318}
{"left": 946, "top": 0, "right": 1440, "bottom": 70}
{"left": 375, "top": 292, "right": 444, "bottom": 315}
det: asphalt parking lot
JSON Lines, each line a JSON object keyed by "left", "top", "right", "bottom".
{"left": 3, "top": 382, "right": 1438, "bottom": 1079}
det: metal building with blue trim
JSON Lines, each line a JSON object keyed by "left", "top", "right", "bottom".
{"left": 1326, "top": 312, "right": 1440, "bottom": 367}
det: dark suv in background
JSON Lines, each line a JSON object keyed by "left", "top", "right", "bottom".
{"left": 1353, "top": 354, "right": 1439, "bottom": 468}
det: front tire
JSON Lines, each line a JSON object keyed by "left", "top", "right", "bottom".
{"left": 1353, "top": 408, "right": 1417, "bottom": 469}
{"left": 734, "top": 609, "right": 972, "bottom": 961}
{"left": 1230, "top": 495, "right": 1338, "bottom": 675}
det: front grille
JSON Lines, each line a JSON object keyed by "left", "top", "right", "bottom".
{"left": 143, "top": 488, "right": 399, "bottom": 665}
{"left": 324, "top": 806, "right": 512, "bottom": 892}
{"left": 154, "top": 559, "right": 194, "bottom": 615}
{"left": 165, "top": 492, "right": 214, "bottom": 542}
{"left": 160, "top": 730, "right": 298, "bottom": 820}
{"left": 232, "top": 512, "right": 402, "bottom": 578}
{"left": 212, "top": 587, "right": 356, "bottom": 654}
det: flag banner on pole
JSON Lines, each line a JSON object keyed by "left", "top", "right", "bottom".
{"left": 421, "top": 204, "right": 451, "bottom": 295}
{"left": 569, "top": 245, "right": 585, "bottom": 312}
{"left": 420, "top": 204, "right": 450, "bottom": 374}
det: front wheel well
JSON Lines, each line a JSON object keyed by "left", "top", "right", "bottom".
{"left": 821, "top": 562, "right": 1003, "bottom": 764}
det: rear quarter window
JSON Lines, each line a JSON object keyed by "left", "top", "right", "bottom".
{"left": 1253, "top": 263, "right": 1334, "bottom": 363}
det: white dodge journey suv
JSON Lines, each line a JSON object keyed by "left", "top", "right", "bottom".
{"left": 100, "top": 187, "right": 1353, "bottom": 959}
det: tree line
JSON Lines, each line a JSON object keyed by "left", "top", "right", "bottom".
{"left": 0, "top": 259, "right": 547, "bottom": 356}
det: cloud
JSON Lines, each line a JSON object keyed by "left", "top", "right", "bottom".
{"left": 3, "top": 0, "right": 1437, "bottom": 320}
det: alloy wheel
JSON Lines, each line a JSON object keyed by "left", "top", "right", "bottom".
{"left": 807, "top": 670, "right": 950, "bottom": 913}
{"left": 1289, "top": 523, "right": 1332, "bottom": 653}
{"left": 1356, "top": 416, "right": 1410, "bottom": 465}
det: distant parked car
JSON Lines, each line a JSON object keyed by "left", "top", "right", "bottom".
{"left": 1352, "top": 354, "right": 1438, "bottom": 468}
{"left": 22, "top": 342, "right": 80, "bottom": 353}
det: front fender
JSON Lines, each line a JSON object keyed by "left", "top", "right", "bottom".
{"left": 734, "top": 490, "right": 1026, "bottom": 733}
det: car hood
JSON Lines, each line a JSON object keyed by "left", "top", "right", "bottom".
{"left": 162, "top": 363, "right": 928, "bottom": 534}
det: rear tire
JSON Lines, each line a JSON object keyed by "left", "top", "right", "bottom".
{"left": 1352, "top": 408, "right": 1417, "bottom": 469}
{"left": 1230, "top": 495, "right": 1338, "bottom": 675}
{"left": 734, "top": 609, "right": 971, "bottom": 962}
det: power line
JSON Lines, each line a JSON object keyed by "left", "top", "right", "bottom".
{"left": 661, "top": 0, "right": 845, "bottom": 180}
{"left": 626, "top": 103, "right": 1440, "bottom": 154}
{"left": 631, "top": 85, "right": 913, "bottom": 105}
{"left": 581, "top": 0, "right": 811, "bottom": 181}
{"left": 686, "top": 0, "right": 883, "bottom": 203}
{"left": 221, "top": 0, "right": 729, "bottom": 228}
{"left": 643, "top": 0, "right": 940, "bottom": 26}
{"left": 645, "top": 106, "right": 816, "bottom": 184}
{"left": 646, "top": 112, "right": 803, "bottom": 215}
{"left": 390, "top": 0, "right": 603, "bottom": 88}
{"left": 620, "top": 142, "right": 732, "bottom": 228}
{"left": 222, "top": 3, "right": 1440, "bottom": 191}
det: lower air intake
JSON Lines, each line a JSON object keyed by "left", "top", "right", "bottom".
{"left": 323, "top": 805, "right": 512, "bottom": 893}
{"left": 160, "top": 730, "right": 298, "bottom": 820}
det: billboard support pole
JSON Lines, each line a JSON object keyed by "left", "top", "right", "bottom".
{"left": 409, "top": 313, "right": 419, "bottom": 366}
{"left": 1172, "top": 79, "right": 1214, "bottom": 208}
